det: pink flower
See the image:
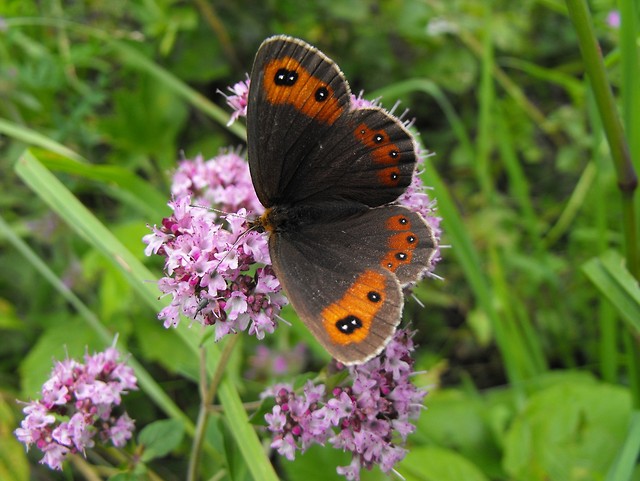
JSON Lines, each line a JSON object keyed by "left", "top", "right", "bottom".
{"left": 607, "top": 10, "right": 620, "bottom": 28}
{"left": 15, "top": 345, "right": 138, "bottom": 470}
{"left": 263, "top": 329, "right": 427, "bottom": 481}
{"left": 144, "top": 154, "right": 287, "bottom": 341}
{"left": 218, "top": 75, "right": 250, "bottom": 126}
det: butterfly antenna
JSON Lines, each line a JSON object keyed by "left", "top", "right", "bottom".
{"left": 189, "top": 204, "right": 251, "bottom": 221}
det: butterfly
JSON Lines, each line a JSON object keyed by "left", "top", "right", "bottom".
{"left": 246, "top": 35, "right": 438, "bottom": 365}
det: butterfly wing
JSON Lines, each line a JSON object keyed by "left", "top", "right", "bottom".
{"left": 247, "top": 35, "right": 351, "bottom": 207}
{"left": 269, "top": 206, "right": 437, "bottom": 365}
{"left": 247, "top": 36, "right": 417, "bottom": 209}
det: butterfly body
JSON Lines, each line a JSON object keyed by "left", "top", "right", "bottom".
{"left": 247, "top": 36, "right": 438, "bottom": 365}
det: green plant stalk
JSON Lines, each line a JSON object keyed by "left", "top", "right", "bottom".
{"left": 543, "top": 161, "right": 597, "bottom": 248}
{"left": 476, "top": 9, "right": 496, "bottom": 201}
{"left": 495, "top": 108, "right": 544, "bottom": 255}
{"left": 618, "top": 0, "right": 640, "bottom": 171}
{"left": 565, "top": 0, "right": 639, "bottom": 279}
{"left": 590, "top": 91, "right": 619, "bottom": 383}
{"left": 187, "top": 335, "right": 240, "bottom": 481}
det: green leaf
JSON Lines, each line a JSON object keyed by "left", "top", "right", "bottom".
{"left": 415, "top": 389, "right": 502, "bottom": 477}
{"left": 583, "top": 250, "right": 640, "bottom": 334}
{"left": 400, "top": 446, "right": 490, "bottom": 481}
{"left": 281, "top": 443, "right": 350, "bottom": 481}
{"left": 139, "top": 419, "right": 185, "bottom": 462}
{"left": 503, "top": 379, "right": 632, "bottom": 481}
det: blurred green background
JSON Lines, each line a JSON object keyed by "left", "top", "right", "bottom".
{"left": 1, "top": 0, "right": 639, "bottom": 480}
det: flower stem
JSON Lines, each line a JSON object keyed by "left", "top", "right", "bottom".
{"left": 187, "top": 335, "right": 240, "bottom": 481}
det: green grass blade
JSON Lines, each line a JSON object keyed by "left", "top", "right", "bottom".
{"left": 14, "top": 150, "right": 161, "bottom": 309}
{"left": 475, "top": 11, "right": 496, "bottom": 201}
{"left": 543, "top": 160, "right": 597, "bottom": 248}
{"left": 495, "top": 108, "right": 542, "bottom": 252}
{"left": 0, "top": 118, "right": 86, "bottom": 162}
{"left": 582, "top": 250, "right": 640, "bottom": 334}
{"left": 606, "top": 410, "right": 640, "bottom": 481}
{"left": 38, "top": 153, "right": 169, "bottom": 220}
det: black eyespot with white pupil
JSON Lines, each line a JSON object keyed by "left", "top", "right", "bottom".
{"left": 398, "top": 217, "right": 408, "bottom": 225}
{"left": 315, "top": 86, "right": 329, "bottom": 102}
{"left": 407, "top": 234, "right": 416, "bottom": 243}
{"left": 390, "top": 150, "right": 399, "bottom": 158}
{"left": 396, "top": 252, "right": 408, "bottom": 261}
{"left": 390, "top": 172, "right": 399, "bottom": 181}
{"left": 367, "top": 291, "right": 381, "bottom": 303}
{"left": 374, "top": 133, "right": 384, "bottom": 143}
{"left": 275, "top": 68, "right": 298, "bottom": 86}
{"left": 336, "top": 315, "right": 363, "bottom": 334}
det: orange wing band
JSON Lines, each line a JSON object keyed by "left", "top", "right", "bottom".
{"left": 321, "top": 270, "right": 387, "bottom": 345}
{"left": 262, "top": 57, "right": 344, "bottom": 125}
{"left": 381, "top": 214, "right": 420, "bottom": 273}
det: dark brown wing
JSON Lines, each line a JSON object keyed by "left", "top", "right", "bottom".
{"left": 247, "top": 36, "right": 417, "bottom": 209}
{"left": 269, "top": 206, "right": 437, "bottom": 365}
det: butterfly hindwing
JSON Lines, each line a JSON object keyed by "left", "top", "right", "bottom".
{"left": 268, "top": 206, "right": 437, "bottom": 364}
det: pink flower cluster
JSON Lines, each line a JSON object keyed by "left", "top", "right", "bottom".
{"left": 171, "top": 152, "right": 262, "bottom": 214}
{"left": 14, "top": 347, "right": 138, "bottom": 470}
{"left": 263, "top": 329, "right": 427, "bottom": 480}
{"left": 144, "top": 152, "right": 287, "bottom": 340}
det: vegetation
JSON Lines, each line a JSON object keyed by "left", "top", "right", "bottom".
{"left": 1, "top": 0, "right": 638, "bottom": 480}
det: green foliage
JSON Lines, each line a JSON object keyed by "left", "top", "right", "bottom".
{"left": 138, "top": 419, "right": 185, "bottom": 462}
{"left": 1, "top": 0, "right": 639, "bottom": 480}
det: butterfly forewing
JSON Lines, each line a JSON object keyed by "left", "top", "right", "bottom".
{"left": 248, "top": 36, "right": 417, "bottom": 209}
{"left": 248, "top": 36, "right": 351, "bottom": 207}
